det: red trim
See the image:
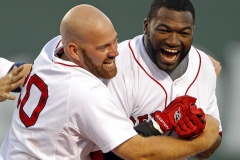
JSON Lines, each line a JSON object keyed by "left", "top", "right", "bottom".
{"left": 54, "top": 62, "right": 80, "bottom": 67}
{"left": 128, "top": 41, "right": 168, "bottom": 109}
{"left": 53, "top": 39, "right": 81, "bottom": 68}
{"left": 185, "top": 47, "right": 201, "bottom": 95}
{"left": 56, "top": 39, "right": 62, "bottom": 49}
{"left": 57, "top": 48, "right": 64, "bottom": 53}
{"left": 128, "top": 41, "right": 202, "bottom": 108}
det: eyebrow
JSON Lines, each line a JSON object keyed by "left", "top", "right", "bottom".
{"left": 157, "top": 23, "right": 192, "bottom": 31}
{"left": 95, "top": 36, "right": 118, "bottom": 50}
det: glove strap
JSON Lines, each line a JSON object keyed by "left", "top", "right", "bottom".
{"left": 134, "top": 120, "right": 162, "bottom": 137}
{"left": 151, "top": 118, "right": 164, "bottom": 135}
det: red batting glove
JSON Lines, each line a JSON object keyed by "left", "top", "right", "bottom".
{"left": 152, "top": 95, "right": 205, "bottom": 136}
{"left": 151, "top": 95, "right": 199, "bottom": 135}
{"left": 151, "top": 111, "right": 173, "bottom": 134}
{"left": 174, "top": 107, "right": 206, "bottom": 139}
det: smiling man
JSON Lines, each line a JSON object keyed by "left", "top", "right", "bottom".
{"left": 144, "top": 7, "right": 193, "bottom": 71}
{"left": 102, "top": 0, "right": 222, "bottom": 159}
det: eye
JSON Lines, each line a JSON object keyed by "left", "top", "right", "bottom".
{"left": 181, "top": 32, "right": 190, "bottom": 36}
{"left": 99, "top": 45, "right": 107, "bottom": 50}
{"left": 114, "top": 38, "right": 118, "bottom": 44}
{"left": 158, "top": 29, "right": 169, "bottom": 33}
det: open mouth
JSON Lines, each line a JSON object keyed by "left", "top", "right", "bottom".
{"left": 103, "top": 59, "right": 115, "bottom": 69}
{"left": 160, "top": 48, "right": 179, "bottom": 63}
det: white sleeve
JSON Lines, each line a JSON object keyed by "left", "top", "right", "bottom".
{"left": 0, "top": 58, "right": 14, "bottom": 78}
{"left": 68, "top": 82, "right": 137, "bottom": 153}
{"left": 103, "top": 40, "right": 136, "bottom": 118}
{"left": 206, "top": 94, "right": 222, "bottom": 132}
{"left": 200, "top": 51, "right": 222, "bottom": 132}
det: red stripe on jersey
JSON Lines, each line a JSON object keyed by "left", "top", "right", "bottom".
{"left": 54, "top": 39, "right": 64, "bottom": 58}
{"left": 56, "top": 39, "right": 62, "bottom": 49}
{"left": 128, "top": 41, "right": 202, "bottom": 109}
{"left": 53, "top": 39, "right": 82, "bottom": 68}
{"left": 128, "top": 41, "right": 168, "bottom": 109}
{"left": 185, "top": 47, "right": 201, "bottom": 95}
{"left": 54, "top": 62, "right": 80, "bottom": 67}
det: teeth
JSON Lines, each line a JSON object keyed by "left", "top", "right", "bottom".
{"left": 105, "top": 62, "right": 113, "bottom": 66}
{"left": 163, "top": 54, "right": 177, "bottom": 61}
{"left": 165, "top": 49, "right": 178, "bottom": 53}
{"left": 104, "top": 60, "right": 114, "bottom": 66}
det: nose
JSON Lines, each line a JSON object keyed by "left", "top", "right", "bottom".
{"left": 165, "top": 32, "right": 180, "bottom": 47}
{"left": 108, "top": 44, "right": 119, "bottom": 57}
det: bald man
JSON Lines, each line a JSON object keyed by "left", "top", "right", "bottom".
{"left": 0, "top": 4, "right": 219, "bottom": 160}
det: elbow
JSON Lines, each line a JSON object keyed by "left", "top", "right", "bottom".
{"left": 193, "top": 134, "right": 222, "bottom": 159}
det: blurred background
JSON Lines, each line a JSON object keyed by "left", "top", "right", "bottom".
{"left": 0, "top": 1, "right": 239, "bottom": 159}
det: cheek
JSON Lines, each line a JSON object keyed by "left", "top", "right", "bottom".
{"left": 150, "top": 34, "right": 164, "bottom": 49}
{"left": 183, "top": 39, "right": 193, "bottom": 50}
{"left": 90, "top": 54, "right": 106, "bottom": 65}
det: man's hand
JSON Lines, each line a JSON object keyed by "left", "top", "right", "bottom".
{"left": 135, "top": 95, "right": 206, "bottom": 137}
{"left": 208, "top": 55, "right": 221, "bottom": 78}
{"left": 174, "top": 112, "right": 205, "bottom": 139}
{"left": 153, "top": 96, "right": 203, "bottom": 134}
{"left": 0, "top": 65, "right": 24, "bottom": 102}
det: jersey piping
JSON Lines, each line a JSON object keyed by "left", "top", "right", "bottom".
{"left": 128, "top": 40, "right": 202, "bottom": 109}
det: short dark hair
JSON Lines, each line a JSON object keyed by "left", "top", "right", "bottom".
{"left": 147, "top": 0, "right": 195, "bottom": 24}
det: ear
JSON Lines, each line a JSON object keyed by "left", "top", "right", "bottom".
{"left": 143, "top": 18, "right": 149, "bottom": 35}
{"left": 67, "top": 43, "right": 80, "bottom": 61}
{"left": 192, "top": 25, "right": 195, "bottom": 36}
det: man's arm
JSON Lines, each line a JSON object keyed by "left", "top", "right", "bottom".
{"left": 193, "top": 55, "right": 222, "bottom": 159}
{"left": 0, "top": 63, "right": 32, "bottom": 102}
{"left": 0, "top": 65, "right": 24, "bottom": 102}
{"left": 112, "top": 115, "right": 219, "bottom": 160}
{"left": 20, "top": 64, "right": 32, "bottom": 81}
{"left": 192, "top": 134, "right": 222, "bottom": 159}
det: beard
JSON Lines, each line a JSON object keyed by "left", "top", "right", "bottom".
{"left": 146, "top": 35, "right": 191, "bottom": 71}
{"left": 82, "top": 49, "right": 117, "bottom": 79}
{"left": 146, "top": 37, "right": 159, "bottom": 67}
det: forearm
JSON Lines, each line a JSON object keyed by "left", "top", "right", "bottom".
{"left": 114, "top": 135, "right": 213, "bottom": 160}
{"left": 113, "top": 115, "right": 219, "bottom": 160}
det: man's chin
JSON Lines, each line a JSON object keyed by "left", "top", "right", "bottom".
{"left": 157, "top": 63, "right": 177, "bottom": 72}
{"left": 100, "top": 69, "right": 117, "bottom": 79}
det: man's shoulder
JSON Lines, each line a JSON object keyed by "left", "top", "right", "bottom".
{"left": 189, "top": 46, "right": 216, "bottom": 80}
{"left": 189, "top": 46, "right": 213, "bottom": 66}
{"left": 118, "top": 35, "right": 143, "bottom": 49}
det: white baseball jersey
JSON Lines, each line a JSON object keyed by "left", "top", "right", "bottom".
{"left": 0, "top": 36, "right": 137, "bottom": 160}
{"left": 103, "top": 35, "right": 222, "bottom": 133}
{"left": 0, "top": 58, "right": 14, "bottom": 78}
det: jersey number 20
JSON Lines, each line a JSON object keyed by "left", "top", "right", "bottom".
{"left": 18, "top": 73, "right": 48, "bottom": 128}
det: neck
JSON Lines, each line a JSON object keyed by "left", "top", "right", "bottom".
{"left": 60, "top": 52, "right": 70, "bottom": 61}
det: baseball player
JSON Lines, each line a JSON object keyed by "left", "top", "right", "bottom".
{"left": 99, "top": 0, "right": 222, "bottom": 159}
{"left": 0, "top": 4, "right": 220, "bottom": 160}
{"left": 0, "top": 58, "right": 26, "bottom": 102}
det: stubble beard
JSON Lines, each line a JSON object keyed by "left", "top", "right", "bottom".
{"left": 82, "top": 50, "right": 117, "bottom": 79}
{"left": 146, "top": 36, "right": 191, "bottom": 71}
{"left": 146, "top": 36, "right": 160, "bottom": 68}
